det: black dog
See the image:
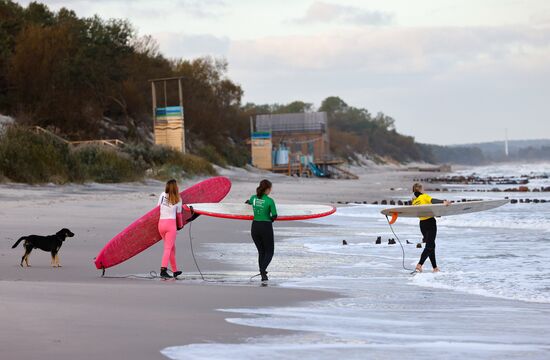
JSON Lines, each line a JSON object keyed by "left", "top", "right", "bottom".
{"left": 11, "top": 228, "right": 75, "bottom": 267}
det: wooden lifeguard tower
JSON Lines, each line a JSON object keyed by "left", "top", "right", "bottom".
{"left": 150, "top": 77, "right": 185, "bottom": 153}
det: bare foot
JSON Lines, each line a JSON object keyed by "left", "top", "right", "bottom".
{"left": 415, "top": 264, "right": 423, "bottom": 272}
{"left": 433, "top": 267, "right": 440, "bottom": 273}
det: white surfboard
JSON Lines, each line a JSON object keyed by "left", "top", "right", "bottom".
{"left": 381, "top": 199, "right": 509, "bottom": 223}
{"left": 185, "top": 203, "right": 336, "bottom": 221}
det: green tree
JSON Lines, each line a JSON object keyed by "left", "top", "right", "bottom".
{"left": 319, "top": 96, "right": 348, "bottom": 114}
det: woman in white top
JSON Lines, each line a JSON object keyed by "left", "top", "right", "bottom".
{"left": 157, "top": 179, "right": 184, "bottom": 279}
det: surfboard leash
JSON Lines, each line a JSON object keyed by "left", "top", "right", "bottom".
{"left": 188, "top": 221, "right": 207, "bottom": 281}
{"left": 188, "top": 221, "right": 264, "bottom": 283}
{"left": 96, "top": 222, "right": 207, "bottom": 281}
{"left": 385, "top": 215, "right": 416, "bottom": 273}
{"left": 99, "top": 270, "right": 159, "bottom": 279}
{"left": 99, "top": 222, "right": 263, "bottom": 283}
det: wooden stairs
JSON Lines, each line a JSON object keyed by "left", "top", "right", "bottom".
{"left": 31, "top": 126, "right": 125, "bottom": 148}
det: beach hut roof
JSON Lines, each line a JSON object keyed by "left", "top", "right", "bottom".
{"left": 256, "top": 112, "right": 327, "bottom": 133}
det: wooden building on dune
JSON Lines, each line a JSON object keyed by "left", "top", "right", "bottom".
{"left": 154, "top": 106, "right": 184, "bottom": 151}
{"left": 150, "top": 77, "right": 186, "bottom": 153}
{"left": 251, "top": 112, "right": 357, "bottom": 179}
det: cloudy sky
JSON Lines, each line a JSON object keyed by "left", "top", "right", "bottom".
{"left": 18, "top": 0, "right": 550, "bottom": 144}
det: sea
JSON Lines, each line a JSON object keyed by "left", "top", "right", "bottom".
{"left": 162, "top": 163, "right": 550, "bottom": 360}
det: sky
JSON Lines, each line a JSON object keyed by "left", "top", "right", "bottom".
{"left": 17, "top": 0, "right": 550, "bottom": 145}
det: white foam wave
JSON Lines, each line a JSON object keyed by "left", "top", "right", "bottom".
{"left": 440, "top": 216, "right": 550, "bottom": 232}
{"left": 162, "top": 338, "right": 550, "bottom": 360}
{"left": 411, "top": 272, "right": 550, "bottom": 304}
{"left": 162, "top": 163, "right": 550, "bottom": 359}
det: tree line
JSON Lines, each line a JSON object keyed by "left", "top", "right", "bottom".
{"left": 0, "top": 1, "right": 249, "bottom": 165}
{"left": 1, "top": 0, "right": 510, "bottom": 167}
{"left": 244, "top": 97, "right": 433, "bottom": 163}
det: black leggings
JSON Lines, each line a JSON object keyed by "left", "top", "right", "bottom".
{"left": 419, "top": 217, "right": 437, "bottom": 268}
{"left": 251, "top": 221, "right": 274, "bottom": 273}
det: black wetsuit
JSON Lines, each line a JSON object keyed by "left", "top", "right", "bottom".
{"left": 251, "top": 221, "right": 274, "bottom": 273}
{"left": 419, "top": 217, "right": 437, "bottom": 268}
{"left": 247, "top": 195, "right": 277, "bottom": 274}
{"left": 414, "top": 192, "right": 444, "bottom": 268}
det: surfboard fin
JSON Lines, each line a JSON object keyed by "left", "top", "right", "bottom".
{"left": 389, "top": 212, "right": 398, "bottom": 224}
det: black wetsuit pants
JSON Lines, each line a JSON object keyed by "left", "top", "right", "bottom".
{"left": 419, "top": 217, "right": 437, "bottom": 268}
{"left": 251, "top": 221, "right": 274, "bottom": 273}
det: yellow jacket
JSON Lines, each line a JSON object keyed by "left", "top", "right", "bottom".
{"left": 412, "top": 193, "right": 433, "bottom": 221}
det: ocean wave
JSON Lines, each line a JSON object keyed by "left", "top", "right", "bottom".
{"left": 162, "top": 340, "right": 550, "bottom": 360}
{"left": 410, "top": 272, "right": 550, "bottom": 304}
{"left": 323, "top": 203, "right": 550, "bottom": 233}
{"left": 439, "top": 216, "right": 550, "bottom": 232}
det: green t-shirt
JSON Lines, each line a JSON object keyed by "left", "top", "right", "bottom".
{"left": 248, "top": 194, "right": 277, "bottom": 221}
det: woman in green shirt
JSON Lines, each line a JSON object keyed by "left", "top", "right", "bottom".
{"left": 246, "top": 179, "right": 278, "bottom": 281}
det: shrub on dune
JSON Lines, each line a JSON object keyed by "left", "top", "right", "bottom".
{"left": 196, "top": 144, "right": 227, "bottom": 167}
{"left": 122, "top": 143, "right": 216, "bottom": 179}
{"left": 0, "top": 127, "right": 216, "bottom": 184}
{"left": 72, "top": 145, "right": 142, "bottom": 183}
{"left": 159, "top": 153, "right": 216, "bottom": 178}
{"left": 0, "top": 126, "right": 72, "bottom": 183}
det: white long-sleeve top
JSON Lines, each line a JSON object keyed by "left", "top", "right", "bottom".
{"left": 158, "top": 193, "right": 182, "bottom": 220}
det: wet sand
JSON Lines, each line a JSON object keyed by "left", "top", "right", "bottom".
{"left": 0, "top": 168, "right": 423, "bottom": 359}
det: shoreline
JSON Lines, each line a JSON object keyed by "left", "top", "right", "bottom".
{"left": 160, "top": 177, "right": 550, "bottom": 358}
{"left": 5, "top": 166, "right": 540, "bottom": 359}
{"left": 1, "top": 172, "right": 369, "bottom": 360}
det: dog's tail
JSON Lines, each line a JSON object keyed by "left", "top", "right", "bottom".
{"left": 11, "top": 237, "right": 26, "bottom": 249}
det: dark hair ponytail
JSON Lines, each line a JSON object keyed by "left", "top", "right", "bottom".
{"left": 256, "top": 179, "right": 272, "bottom": 198}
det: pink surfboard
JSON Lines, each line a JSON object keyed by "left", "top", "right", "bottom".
{"left": 184, "top": 203, "right": 336, "bottom": 221}
{"left": 94, "top": 177, "right": 231, "bottom": 270}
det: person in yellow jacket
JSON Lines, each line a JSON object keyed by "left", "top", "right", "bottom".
{"left": 412, "top": 183, "right": 450, "bottom": 273}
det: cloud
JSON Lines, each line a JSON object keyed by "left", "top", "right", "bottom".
{"left": 154, "top": 33, "right": 230, "bottom": 59}
{"left": 230, "top": 26, "right": 550, "bottom": 75}
{"left": 19, "top": 0, "right": 228, "bottom": 19}
{"left": 173, "top": 0, "right": 227, "bottom": 18}
{"left": 292, "top": 1, "right": 393, "bottom": 26}
{"left": 530, "top": 10, "right": 550, "bottom": 26}
{"left": 227, "top": 25, "right": 550, "bottom": 144}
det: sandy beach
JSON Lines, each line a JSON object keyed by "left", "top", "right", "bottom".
{"left": 0, "top": 168, "right": 415, "bottom": 360}
{"left": 3, "top": 166, "right": 549, "bottom": 359}
{"left": 2, "top": 1, "right": 549, "bottom": 358}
